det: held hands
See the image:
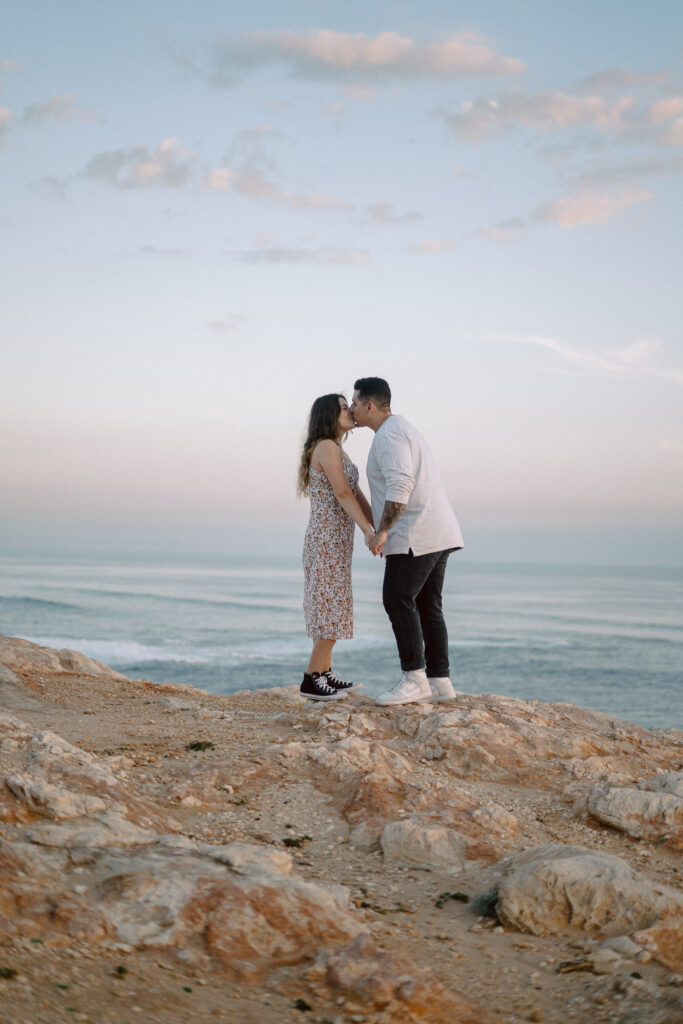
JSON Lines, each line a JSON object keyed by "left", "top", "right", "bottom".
{"left": 364, "top": 529, "right": 387, "bottom": 557}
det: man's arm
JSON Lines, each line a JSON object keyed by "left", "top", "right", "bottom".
{"left": 365, "top": 500, "right": 406, "bottom": 555}
{"left": 378, "top": 500, "right": 406, "bottom": 533}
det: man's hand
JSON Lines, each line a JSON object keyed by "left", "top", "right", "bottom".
{"left": 365, "top": 529, "right": 387, "bottom": 556}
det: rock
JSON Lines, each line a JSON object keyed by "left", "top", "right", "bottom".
{"left": 591, "top": 947, "right": 626, "bottom": 975}
{"left": 0, "top": 635, "right": 126, "bottom": 680}
{"left": 308, "top": 934, "right": 502, "bottom": 1022}
{"left": 97, "top": 846, "right": 364, "bottom": 978}
{"left": 56, "top": 647, "right": 129, "bottom": 680}
{"left": 381, "top": 819, "right": 467, "bottom": 872}
{"left": 5, "top": 773, "right": 107, "bottom": 820}
{"left": 494, "top": 844, "right": 683, "bottom": 937}
{"left": 633, "top": 918, "right": 683, "bottom": 972}
{"left": 471, "top": 803, "right": 519, "bottom": 838}
{"left": 200, "top": 841, "right": 293, "bottom": 876}
{"left": 639, "top": 771, "right": 683, "bottom": 798}
{"left": 588, "top": 784, "right": 683, "bottom": 846}
{"left": 0, "top": 663, "right": 22, "bottom": 685}
{"left": 601, "top": 935, "right": 645, "bottom": 959}
{"left": 25, "top": 810, "right": 157, "bottom": 848}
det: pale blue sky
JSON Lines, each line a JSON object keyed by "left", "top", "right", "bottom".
{"left": 2, "top": 1, "right": 682, "bottom": 562}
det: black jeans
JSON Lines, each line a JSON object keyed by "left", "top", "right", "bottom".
{"left": 382, "top": 548, "right": 453, "bottom": 677}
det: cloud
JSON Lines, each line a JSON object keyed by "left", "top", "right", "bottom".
{"left": 82, "top": 138, "right": 196, "bottom": 189}
{"left": 364, "top": 201, "right": 422, "bottom": 224}
{"left": 487, "top": 185, "right": 652, "bottom": 236}
{"left": 577, "top": 68, "right": 671, "bottom": 92}
{"left": 207, "top": 163, "right": 352, "bottom": 210}
{"left": 27, "top": 175, "right": 69, "bottom": 199}
{"left": 208, "top": 30, "right": 526, "bottom": 86}
{"left": 23, "top": 93, "right": 100, "bottom": 125}
{"left": 444, "top": 90, "right": 636, "bottom": 139}
{"left": 408, "top": 237, "right": 457, "bottom": 253}
{"left": 644, "top": 95, "right": 683, "bottom": 124}
{"left": 536, "top": 186, "right": 652, "bottom": 227}
{"left": 0, "top": 107, "right": 11, "bottom": 134}
{"left": 563, "top": 154, "right": 683, "bottom": 189}
{"left": 444, "top": 86, "right": 683, "bottom": 152}
{"left": 206, "top": 167, "right": 232, "bottom": 190}
{"left": 492, "top": 334, "right": 683, "bottom": 386}
{"left": 238, "top": 246, "right": 369, "bottom": 265}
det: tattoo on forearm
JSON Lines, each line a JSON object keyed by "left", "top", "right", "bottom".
{"left": 378, "top": 501, "right": 406, "bottom": 533}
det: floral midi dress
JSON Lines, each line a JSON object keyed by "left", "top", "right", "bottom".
{"left": 303, "top": 449, "right": 359, "bottom": 639}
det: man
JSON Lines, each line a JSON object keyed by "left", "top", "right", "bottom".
{"left": 350, "top": 377, "right": 464, "bottom": 706}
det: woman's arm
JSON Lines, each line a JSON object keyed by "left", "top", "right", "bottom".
{"left": 313, "top": 441, "right": 375, "bottom": 537}
{"left": 356, "top": 486, "right": 373, "bottom": 525}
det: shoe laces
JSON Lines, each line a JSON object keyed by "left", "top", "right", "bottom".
{"left": 314, "top": 674, "right": 336, "bottom": 694}
{"left": 324, "top": 670, "right": 352, "bottom": 688}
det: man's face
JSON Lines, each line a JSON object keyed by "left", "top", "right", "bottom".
{"left": 350, "top": 390, "right": 371, "bottom": 427}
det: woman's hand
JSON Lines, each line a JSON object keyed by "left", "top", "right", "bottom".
{"left": 365, "top": 529, "right": 386, "bottom": 556}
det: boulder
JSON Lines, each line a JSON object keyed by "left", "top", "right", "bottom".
{"left": 588, "top": 782, "right": 683, "bottom": 846}
{"left": 494, "top": 844, "right": 683, "bottom": 937}
{"left": 5, "top": 773, "right": 107, "bottom": 819}
{"left": 308, "top": 934, "right": 503, "bottom": 1023}
{"left": 381, "top": 819, "right": 467, "bottom": 872}
{"left": 96, "top": 845, "right": 364, "bottom": 978}
{"left": 0, "top": 634, "right": 127, "bottom": 680}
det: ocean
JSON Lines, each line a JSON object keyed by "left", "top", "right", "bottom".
{"left": 0, "top": 552, "right": 681, "bottom": 731}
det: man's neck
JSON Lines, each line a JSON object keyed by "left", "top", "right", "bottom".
{"left": 371, "top": 411, "right": 393, "bottom": 433}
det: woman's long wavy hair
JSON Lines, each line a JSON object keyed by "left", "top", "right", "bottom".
{"left": 297, "top": 393, "right": 346, "bottom": 496}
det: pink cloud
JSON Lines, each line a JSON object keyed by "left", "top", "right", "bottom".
{"left": 538, "top": 187, "right": 653, "bottom": 227}
{"left": 83, "top": 138, "right": 195, "bottom": 189}
{"left": 210, "top": 30, "right": 526, "bottom": 84}
{"left": 23, "top": 93, "right": 100, "bottom": 124}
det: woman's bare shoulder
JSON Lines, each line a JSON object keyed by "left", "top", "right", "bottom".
{"left": 310, "top": 438, "right": 341, "bottom": 470}
{"left": 312, "top": 438, "right": 339, "bottom": 456}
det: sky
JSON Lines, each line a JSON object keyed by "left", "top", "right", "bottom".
{"left": 2, "top": 0, "right": 682, "bottom": 564}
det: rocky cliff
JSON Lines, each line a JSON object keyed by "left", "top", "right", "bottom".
{"left": 0, "top": 633, "right": 681, "bottom": 1024}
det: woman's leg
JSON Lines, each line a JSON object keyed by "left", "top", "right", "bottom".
{"left": 307, "top": 638, "right": 336, "bottom": 674}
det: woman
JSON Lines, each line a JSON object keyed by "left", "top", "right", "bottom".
{"left": 298, "top": 393, "right": 375, "bottom": 701}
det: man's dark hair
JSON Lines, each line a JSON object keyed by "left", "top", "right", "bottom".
{"left": 354, "top": 377, "right": 391, "bottom": 411}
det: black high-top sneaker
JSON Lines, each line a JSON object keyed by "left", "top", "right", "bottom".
{"left": 322, "top": 669, "right": 362, "bottom": 692}
{"left": 300, "top": 672, "right": 345, "bottom": 701}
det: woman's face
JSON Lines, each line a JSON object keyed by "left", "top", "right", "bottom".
{"left": 337, "top": 396, "right": 355, "bottom": 434}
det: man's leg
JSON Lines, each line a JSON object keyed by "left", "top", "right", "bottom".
{"left": 415, "top": 550, "right": 451, "bottom": 678}
{"left": 382, "top": 550, "right": 445, "bottom": 670}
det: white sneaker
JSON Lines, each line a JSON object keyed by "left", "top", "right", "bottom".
{"left": 376, "top": 669, "right": 431, "bottom": 706}
{"left": 428, "top": 677, "right": 461, "bottom": 702}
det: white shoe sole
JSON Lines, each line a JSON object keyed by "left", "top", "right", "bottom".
{"left": 300, "top": 692, "right": 346, "bottom": 701}
{"left": 376, "top": 692, "right": 431, "bottom": 706}
{"left": 429, "top": 692, "right": 461, "bottom": 702}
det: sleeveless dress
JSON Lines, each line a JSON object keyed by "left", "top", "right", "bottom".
{"left": 303, "top": 449, "right": 359, "bottom": 639}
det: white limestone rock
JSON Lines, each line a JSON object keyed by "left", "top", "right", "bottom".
{"left": 25, "top": 810, "right": 156, "bottom": 848}
{"left": 5, "top": 772, "right": 107, "bottom": 819}
{"left": 494, "top": 844, "right": 683, "bottom": 937}
{"left": 200, "top": 841, "right": 293, "bottom": 876}
{"left": 381, "top": 819, "right": 468, "bottom": 872}
{"left": 639, "top": 771, "right": 683, "bottom": 798}
{"left": 588, "top": 785, "right": 683, "bottom": 841}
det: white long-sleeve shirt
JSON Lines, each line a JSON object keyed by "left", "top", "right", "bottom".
{"left": 366, "top": 414, "right": 464, "bottom": 557}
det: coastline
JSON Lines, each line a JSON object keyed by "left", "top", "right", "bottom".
{"left": 1, "top": 632, "right": 682, "bottom": 1024}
